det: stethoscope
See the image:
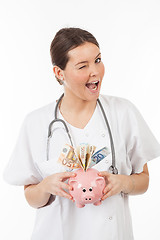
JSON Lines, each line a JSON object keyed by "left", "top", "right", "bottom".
{"left": 47, "top": 93, "right": 118, "bottom": 174}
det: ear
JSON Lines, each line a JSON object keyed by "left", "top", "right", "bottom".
{"left": 69, "top": 179, "right": 78, "bottom": 188}
{"left": 95, "top": 177, "right": 105, "bottom": 187}
{"left": 53, "top": 65, "right": 64, "bottom": 82}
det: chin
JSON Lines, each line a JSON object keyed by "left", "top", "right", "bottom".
{"left": 84, "top": 92, "right": 100, "bottom": 102}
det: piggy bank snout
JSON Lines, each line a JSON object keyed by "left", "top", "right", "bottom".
{"left": 82, "top": 187, "right": 95, "bottom": 202}
{"left": 83, "top": 197, "right": 93, "bottom": 203}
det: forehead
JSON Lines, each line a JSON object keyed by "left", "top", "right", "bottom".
{"left": 67, "top": 42, "right": 100, "bottom": 63}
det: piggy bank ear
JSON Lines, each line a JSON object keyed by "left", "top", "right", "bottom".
{"left": 69, "top": 179, "right": 77, "bottom": 186}
{"left": 69, "top": 179, "right": 79, "bottom": 188}
{"left": 69, "top": 180, "right": 82, "bottom": 189}
{"left": 95, "top": 177, "right": 105, "bottom": 187}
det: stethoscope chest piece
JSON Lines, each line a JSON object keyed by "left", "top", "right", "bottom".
{"left": 109, "top": 166, "right": 118, "bottom": 175}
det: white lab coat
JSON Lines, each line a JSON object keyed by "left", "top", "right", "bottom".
{"left": 3, "top": 95, "right": 160, "bottom": 240}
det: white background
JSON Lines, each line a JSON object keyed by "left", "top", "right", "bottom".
{"left": 0, "top": 0, "right": 160, "bottom": 239}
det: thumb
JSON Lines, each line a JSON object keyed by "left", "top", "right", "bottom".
{"left": 59, "top": 172, "right": 76, "bottom": 181}
{"left": 98, "top": 171, "right": 110, "bottom": 178}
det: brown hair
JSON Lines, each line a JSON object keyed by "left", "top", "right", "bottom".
{"left": 50, "top": 27, "right": 100, "bottom": 84}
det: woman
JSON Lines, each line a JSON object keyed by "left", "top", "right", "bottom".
{"left": 4, "top": 27, "right": 160, "bottom": 240}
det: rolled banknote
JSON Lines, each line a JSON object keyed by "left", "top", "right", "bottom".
{"left": 85, "top": 145, "right": 96, "bottom": 171}
{"left": 76, "top": 144, "right": 96, "bottom": 171}
{"left": 79, "top": 143, "right": 88, "bottom": 169}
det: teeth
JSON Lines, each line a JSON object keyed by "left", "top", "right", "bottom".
{"left": 85, "top": 80, "right": 99, "bottom": 90}
{"left": 86, "top": 80, "right": 99, "bottom": 85}
{"left": 90, "top": 81, "right": 99, "bottom": 84}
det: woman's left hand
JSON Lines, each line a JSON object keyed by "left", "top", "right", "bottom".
{"left": 98, "top": 171, "right": 125, "bottom": 200}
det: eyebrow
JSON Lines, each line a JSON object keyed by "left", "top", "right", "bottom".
{"left": 75, "top": 52, "right": 101, "bottom": 66}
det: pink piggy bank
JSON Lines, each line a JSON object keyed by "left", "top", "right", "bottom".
{"left": 68, "top": 168, "right": 105, "bottom": 208}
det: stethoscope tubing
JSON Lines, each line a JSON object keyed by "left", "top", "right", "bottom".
{"left": 47, "top": 93, "right": 118, "bottom": 174}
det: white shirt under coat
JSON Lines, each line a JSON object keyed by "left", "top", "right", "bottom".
{"left": 3, "top": 95, "right": 160, "bottom": 240}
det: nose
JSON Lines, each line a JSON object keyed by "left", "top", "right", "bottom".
{"left": 89, "top": 64, "right": 99, "bottom": 78}
{"left": 85, "top": 198, "right": 92, "bottom": 201}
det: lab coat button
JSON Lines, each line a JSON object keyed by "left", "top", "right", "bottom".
{"left": 109, "top": 216, "right": 113, "bottom": 220}
{"left": 101, "top": 133, "right": 105, "bottom": 137}
{"left": 105, "top": 160, "right": 109, "bottom": 164}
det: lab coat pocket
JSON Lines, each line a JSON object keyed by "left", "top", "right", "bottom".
{"left": 92, "top": 151, "right": 112, "bottom": 172}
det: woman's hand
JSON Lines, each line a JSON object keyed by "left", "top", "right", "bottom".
{"left": 24, "top": 171, "right": 76, "bottom": 208}
{"left": 40, "top": 172, "right": 76, "bottom": 201}
{"left": 99, "top": 164, "right": 149, "bottom": 200}
{"left": 98, "top": 171, "right": 133, "bottom": 201}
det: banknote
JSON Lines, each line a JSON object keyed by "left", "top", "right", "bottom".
{"left": 58, "top": 144, "right": 107, "bottom": 171}
{"left": 90, "top": 147, "right": 110, "bottom": 167}
{"left": 58, "top": 144, "right": 81, "bottom": 169}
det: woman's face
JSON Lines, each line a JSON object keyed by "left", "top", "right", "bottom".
{"left": 62, "top": 42, "right": 105, "bottom": 102}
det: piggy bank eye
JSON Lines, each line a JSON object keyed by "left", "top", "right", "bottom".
{"left": 82, "top": 188, "right": 86, "bottom": 192}
{"left": 89, "top": 187, "right": 93, "bottom": 192}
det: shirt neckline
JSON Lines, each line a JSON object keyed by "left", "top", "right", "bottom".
{"left": 58, "top": 103, "right": 98, "bottom": 131}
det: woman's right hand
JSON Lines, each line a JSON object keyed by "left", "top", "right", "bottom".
{"left": 39, "top": 172, "right": 76, "bottom": 200}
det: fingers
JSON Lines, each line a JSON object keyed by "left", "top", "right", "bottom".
{"left": 44, "top": 172, "right": 76, "bottom": 201}
{"left": 60, "top": 181, "right": 73, "bottom": 191}
{"left": 101, "top": 191, "right": 113, "bottom": 201}
{"left": 99, "top": 172, "right": 113, "bottom": 200}
{"left": 101, "top": 184, "right": 113, "bottom": 201}
{"left": 53, "top": 180, "right": 74, "bottom": 199}
{"left": 53, "top": 176, "right": 74, "bottom": 200}
{"left": 98, "top": 171, "right": 111, "bottom": 185}
{"left": 58, "top": 172, "right": 76, "bottom": 201}
{"left": 53, "top": 187, "right": 73, "bottom": 200}
{"left": 100, "top": 174, "right": 123, "bottom": 200}
{"left": 58, "top": 172, "right": 76, "bottom": 182}
{"left": 98, "top": 171, "right": 111, "bottom": 180}
{"left": 98, "top": 171, "right": 118, "bottom": 200}
{"left": 98, "top": 171, "right": 110, "bottom": 178}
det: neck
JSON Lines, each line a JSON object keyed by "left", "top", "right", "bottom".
{"left": 58, "top": 92, "right": 98, "bottom": 129}
{"left": 60, "top": 93, "right": 97, "bottom": 115}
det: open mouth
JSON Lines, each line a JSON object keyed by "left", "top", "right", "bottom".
{"left": 85, "top": 80, "right": 99, "bottom": 90}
